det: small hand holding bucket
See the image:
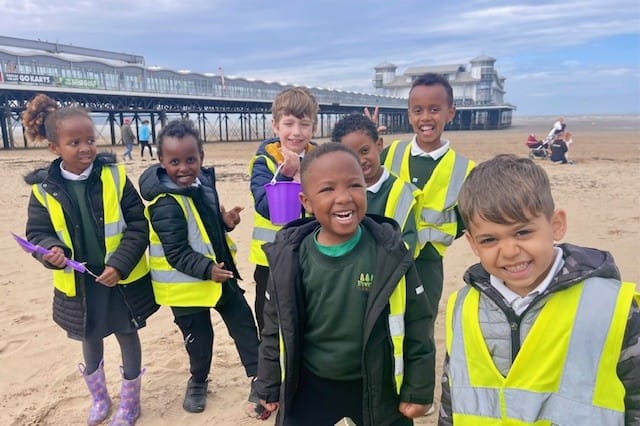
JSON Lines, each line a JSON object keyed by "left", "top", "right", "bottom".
{"left": 264, "top": 163, "right": 302, "bottom": 225}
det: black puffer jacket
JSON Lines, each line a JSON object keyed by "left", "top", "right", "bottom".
{"left": 24, "top": 153, "right": 158, "bottom": 338}
{"left": 138, "top": 163, "right": 240, "bottom": 282}
{"left": 255, "top": 215, "right": 436, "bottom": 426}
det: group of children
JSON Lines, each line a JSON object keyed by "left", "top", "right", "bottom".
{"left": 22, "top": 70, "right": 638, "bottom": 426}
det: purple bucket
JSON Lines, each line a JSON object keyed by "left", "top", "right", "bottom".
{"left": 264, "top": 181, "right": 302, "bottom": 225}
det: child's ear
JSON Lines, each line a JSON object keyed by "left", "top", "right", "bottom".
{"left": 551, "top": 209, "right": 567, "bottom": 241}
{"left": 47, "top": 142, "right": 60, "bottom": 156}
{"left": 464, "top": 230, "right": 480, "bottom": 257}
{"left": 299, "top": 191, "right": 312, "bottom": 214}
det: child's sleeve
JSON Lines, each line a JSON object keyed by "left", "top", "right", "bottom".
{"left": 255, "top": 272, "right": 282, "bottom": 403}
{"left": 25, "top": 191, "right": 72, "bottom": 263}
{"left": 399, "top": 262, "right": 436, "bottom": 405}
{"left": 250, "top": 156, "right": 274, "bottom": 219}
{"left": 107, "top": 177, "right": 149, "bottom": 279}
{"left": 619, "top": 297, "right": 640, "bottom": 425}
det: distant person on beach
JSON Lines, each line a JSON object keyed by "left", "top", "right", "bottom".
{"left": 438, "top": 154, "right": 640, "bottom": 425}
{"left": 550, "top": 131, "right": 574, "bottom": 164}
{"left": 332, "top": 112, "right": 420, "bottom": 256}
{"left": 120, "top": 118, "right": 136, "bottom": 161}
{"left": 138, "top": 119, "right": 268, "bottom": 419}
{"left": 254, "top": 143, "right": 435, "bottom": 425}
{"left": 21, "top": 93, "right": 157, "bottom": 426}
{"left": 139, "top": 120, "right": 153, "bottom": 160}
{"left": 248, "top": 87, "right": 319, "bottom": 338}
{"left": 380, "top": 73, "right": 475, "bottom": 381}
{"left": 546, "top": 116, "right": 566, "bottom": 142}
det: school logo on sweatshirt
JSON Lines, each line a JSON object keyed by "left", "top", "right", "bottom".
{"left": 357, "top": 272, "right": 374, "bottom": 291}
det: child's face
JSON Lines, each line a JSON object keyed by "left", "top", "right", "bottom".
{"left": 272, "top": 114, "right": 314, "bottom": 154}
{"left": 158, "top": 135, "right": 203, "bottom": 187}
{"left": 339, "top": 131, "right": 384, "bottom": 187}
{"left": 48, "top": 116, "right": 97, "bottom": 175}
{"left": 408, "top": 84, "right": 455, "bottom": 152}
{"left": 465, "top": 210, "right": 567, "bottom": 297}
{"left": 300, "top": 151, "right": 367, "bottom": 245}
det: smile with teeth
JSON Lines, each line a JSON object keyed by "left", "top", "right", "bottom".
{"left": 333, "top": 210, "right": 353, "bottom": 220}
{"left": 420, "top": 125, "right": 434, "bottom": 131}
{"left": 503, "top": 261, "right": 530, "bottom": 273}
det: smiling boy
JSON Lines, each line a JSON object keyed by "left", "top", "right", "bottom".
{"left": 254, "top": 143, "right": 435, "bottom": 425}
{"left": 439, "top": 154, "right": 640, "bottom": 425}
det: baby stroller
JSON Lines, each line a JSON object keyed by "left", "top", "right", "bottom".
{"left": 525, "top": 134, "right": 551, "bottom": 159}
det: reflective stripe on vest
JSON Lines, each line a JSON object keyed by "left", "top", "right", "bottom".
{"left": 146, "top": 194, "right": 223, "bottom": 307}
{"left": 249, "top": 155, "right": 283, "bottom": 266}
{"left": 384, "top": 140, "right": 473, "bottom": 256}
{"left": 31, "top": 165, "right": 148, "bottom": 297}
{"left": 384, "top": 178, "right": 416, "bottom": 232}
{"left": 388, "top": 275, "right": 407, "bottom": 393}
{"left": 445, "top": 278, "right": 633, "bottom": 425}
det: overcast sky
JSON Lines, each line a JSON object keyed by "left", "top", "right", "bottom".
{"left": 2, "top": 0, "right": 639, "bottom": 116}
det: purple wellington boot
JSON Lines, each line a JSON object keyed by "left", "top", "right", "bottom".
{"left": 79, "top": 360, "right": 112, "bottom": 425}
{"left": 109, "top": 368, "right": 145, "bottom": 426}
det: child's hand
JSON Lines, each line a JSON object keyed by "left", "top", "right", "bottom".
{"left": 260, "top": 399, "right": 279, "bottom": 414}
{"left": 279, "top": 147, "right": 301, "bottom": 178}
{"left": 42, "top": 246, "right": 67, "bottom": 268}
{"left": 222, "top": 205, "right": 244, "bottom": 229}
{"left": 211, "top": 262, "right": 234, "bottom": 282}
{"left": 96, "top": 266, "right": 121, "bottom": 287}
{"left": 398, "top": 402, "right": 432, "bottom": 418}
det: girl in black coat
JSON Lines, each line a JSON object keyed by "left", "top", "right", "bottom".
{"left": 22, "top": 94, "right": 157, "bottom": 426}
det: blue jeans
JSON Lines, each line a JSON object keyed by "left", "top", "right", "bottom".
{"left": 123, "top": 142, "right": 133, "bottom": 160}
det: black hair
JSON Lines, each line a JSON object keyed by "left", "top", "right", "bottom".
{"left": 300, "top": 142, "right": 360, "bottom": 186}
{"left": 409, "top": 73, "right": 454, "bottom": 107}
{"left": 156, "top": 119, "right": 203, "bottom": 157}
{"left": 331, "top": 113, "right": 379, "bottom": 144}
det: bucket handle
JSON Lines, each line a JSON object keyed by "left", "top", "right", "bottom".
{"left": 269, "top": 162, "right": 286, "bottom": 185}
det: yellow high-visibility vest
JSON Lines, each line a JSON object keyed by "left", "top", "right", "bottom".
{"left": 32, "top": 164, "right": 149, "bottom": 297}
{"left": 383, "top": 177, "right": 421, "bottom": 257}
{"left": 384, "top": 140, "right": 474, "bottom": 256}
{"left": 445, "top": 278, "right": 637, "bottom": 425}
{"left": 248, "top": 155, "right": 286, "bottom": 266}
{"left": 146, "top": 193, "right": 237, "bottom": 307}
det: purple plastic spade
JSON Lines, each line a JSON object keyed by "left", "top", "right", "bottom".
{"left": 11, "top": 233, "right": 89, "bottom": 274}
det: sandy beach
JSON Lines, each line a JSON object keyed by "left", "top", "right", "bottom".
{"left": 0, "top": 116, "right": 638, "bottom": 425}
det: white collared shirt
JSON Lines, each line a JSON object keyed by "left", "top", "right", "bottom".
{"left": 490, "top": 247, "right": 564, "bottom": 316}
{"left": 367, "top": 167, "right": 390, "bottom": 193}
{"left": 59, "top": 162, "right": 93, "bottom": 181}
{"left": 410, "top": 135, "right": 450, "bottom": 160}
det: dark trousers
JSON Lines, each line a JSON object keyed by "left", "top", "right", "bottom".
{"left": 173, "top": 281, "right": 260, "bottom": 383}
{"left": 414, "top": 256, "right": 443, "bottom": 334}
{"left": 286, "top": 367, "right": 364, "bottom": 426}
{"left": 140, "top": 140, "right": 153, "bottom": 158}
{"left": 253, "top": 265, "right": 269, "bottom": 338}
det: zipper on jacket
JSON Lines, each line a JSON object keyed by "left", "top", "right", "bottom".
{"left": 507, "top": 310, "right": 522, "bottom": 363}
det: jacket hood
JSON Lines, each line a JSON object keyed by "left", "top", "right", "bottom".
{"left": 23, "top": 152, "right": 117, "bottom": 185}
{"left": 256, "top": 137, "right": 318, "bottom": 164}
{"left": 464, "top": 242, "right": 621, "bottom": 295}
{"left": 138, "top": 163, "right": 215, "bottom": 201}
